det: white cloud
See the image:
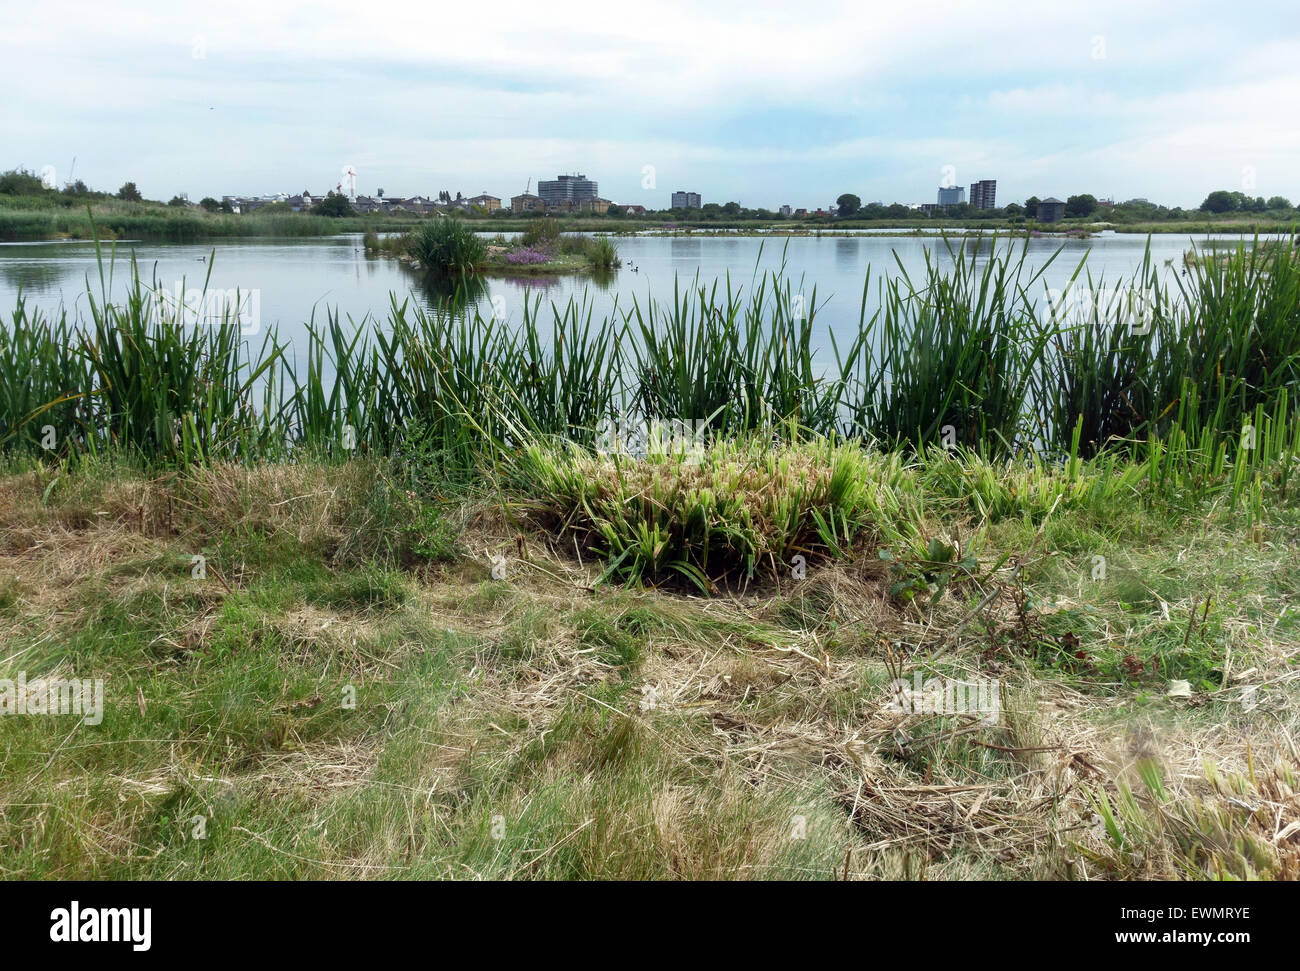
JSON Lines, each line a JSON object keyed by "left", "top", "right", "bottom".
{"left": 3, "top": 0, "right": 1297, "bottom": 205}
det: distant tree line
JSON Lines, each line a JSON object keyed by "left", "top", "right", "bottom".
{"left": 2, "top": 166, "right": 1296, "bottom": 225}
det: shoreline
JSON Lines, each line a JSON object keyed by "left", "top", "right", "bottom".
{"left": 2, "top": 201, "right": 1296, "bottom": 244}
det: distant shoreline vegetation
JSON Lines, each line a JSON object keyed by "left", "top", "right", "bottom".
{"left": 3, "top": 167, "right": 1300, "bottom": 242}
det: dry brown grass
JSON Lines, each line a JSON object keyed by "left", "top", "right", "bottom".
{"left": 1, "top": 458, "right": 1297, "bottom": 879}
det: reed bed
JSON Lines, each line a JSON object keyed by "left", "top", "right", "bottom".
{"left": 3, "top": 234, "right": 1298, "bottom": 494}
{"left": 0, "top": 200, "right": 412, "bottom": 241}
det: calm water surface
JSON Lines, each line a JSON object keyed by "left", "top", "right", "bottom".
{"left": 0, "top": 231, "right": 1269, "bottom": 358}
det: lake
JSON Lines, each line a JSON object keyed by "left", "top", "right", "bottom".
{"left": 0, "top": 231, "right": 1270, "bottom": 356}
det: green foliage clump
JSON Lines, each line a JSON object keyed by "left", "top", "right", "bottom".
{"left": 310, "top": 192, "right": 356, "bottom": 218}
{"left": 520, "top": 218, "right": 562, "bottom": 249}
{"left": 406, "top": 218, "right": 486, "bottom": 273}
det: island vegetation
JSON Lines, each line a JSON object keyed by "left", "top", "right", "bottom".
{"left": 363, "top": 217, "right": 620, "bottom": 277}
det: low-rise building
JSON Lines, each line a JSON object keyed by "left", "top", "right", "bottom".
{"left": 579, "top": 197, "right": 612, "bottom": 214}
{"left": 392, "top": 196, "right": 439, "bottom": 214}
{"left": 1038, "top": 197, "right": 1066, "bottom": 223}
{"left": 511, "top": 193, "right": 547, "bottom": 212}
{"left": 468, "top": 194, "right": 501, "bottom": 212}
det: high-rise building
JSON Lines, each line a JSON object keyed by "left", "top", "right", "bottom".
{"left": 970, "top": 180, "right": 997, "bottom": 210}
{"left": 671, "top": 191, "right": 701, "bottom": 209}
{"left": 937, "top": 185, "right": 966, "bottom": 206}
{"left": 537, "top": 174, "right": 598, "bottom": 207}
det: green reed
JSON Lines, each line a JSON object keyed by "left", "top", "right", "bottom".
{"left": 2, "top": 233, "right": 1297, "bottom": 491}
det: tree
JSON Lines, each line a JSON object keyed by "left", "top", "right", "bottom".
{"left": 1024, "top": 196, "right": 1040, "bottom": 218}
{"left": 117, "top": 182, "right": 142, "bottom": 202}
{"left": 721, "top": 201, "right": 741, "bottom": 216}
{"left": 1199, "top": 190, "right": 1236, "bottom": 213}
{"left": 199, "top": 197, "right": 222, "bottom": 212}
{"left": 1065, "top": 194, "right": 1098, "bottom": 218}
{"left": 836, "top": 193, "right": 861, "bottom": 217}
{"left": 0, "top": 168, "right": 47, "bottom": 195}
{"left": 1115, "top": 199, "right": 1160, "bottom": 220}
{"left": 167, "top": 195, "right": 189, "bottom": 207}
{"left": 311, "top": 191, "right": 356, "bottom": 217}
{"left": 1267, "top": 196, "right": 1293, "bottom": 210}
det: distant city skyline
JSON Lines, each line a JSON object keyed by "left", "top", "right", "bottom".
{"left": 5, "top": 0, "right": 1299, "bottom": 209}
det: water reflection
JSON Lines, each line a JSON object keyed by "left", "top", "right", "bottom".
{"left": 0, "top": 258, "right": 73, "bottom": 295}
{"left": 834, "top": 237, "right": 860, "bottom": 269}
{"left": 408, "top": 269, "right": 489, "bottom": 310}
{"left": 669, "top": 237, "right": 703, "bottom": 259}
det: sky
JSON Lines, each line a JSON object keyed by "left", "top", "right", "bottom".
{"left": 4, "top": 0, "right": 1299, "bottom": 210}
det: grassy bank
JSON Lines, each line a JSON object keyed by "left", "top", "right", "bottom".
{"left": 0, "top": 439, "right": 1296, "bottom": 879}
{"left": 2, "top": 235, "right": 1299, "bottom": 879}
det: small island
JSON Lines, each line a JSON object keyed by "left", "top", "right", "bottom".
{"left": 364, "top": 217, "right": 620, "bottom": 277}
